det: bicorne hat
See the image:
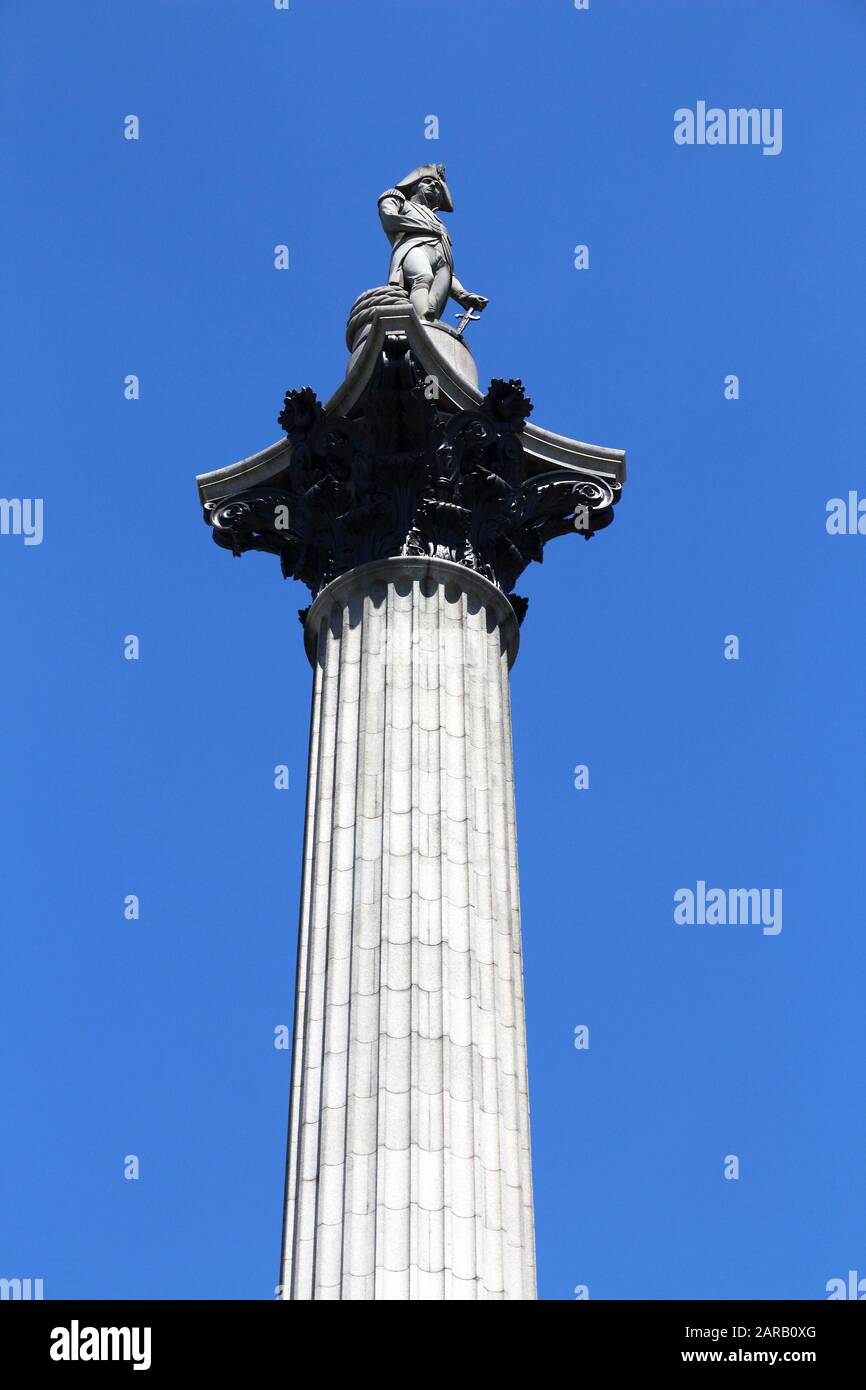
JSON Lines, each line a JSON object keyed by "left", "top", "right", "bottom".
{"left": 393, "top": 162, "right": 454, "bottom": 213}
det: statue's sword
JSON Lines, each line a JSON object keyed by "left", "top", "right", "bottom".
{"left": 454, "top": 305, "right": 483, "bottom": 337}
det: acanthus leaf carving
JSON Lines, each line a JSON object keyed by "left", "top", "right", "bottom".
{"left": 205, "top": 341, "right": 620, "bottom": 622}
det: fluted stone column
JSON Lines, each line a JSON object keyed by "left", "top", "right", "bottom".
{"left": 279, "top": 556, "right": 536, "bottom": 1301}
{"left": 197, "top": 306, "right": 625, "bottom": 1300}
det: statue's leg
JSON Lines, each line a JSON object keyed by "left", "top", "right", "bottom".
{"left": 428, "top": 248, "right": 452, "bottom": 321}
{"left": 401, "top": 247, "right": 435, "bottom": 320}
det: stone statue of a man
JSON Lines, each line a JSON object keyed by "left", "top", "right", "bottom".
{"left": 378, "top": 163, "right": 488, "bottom": 324}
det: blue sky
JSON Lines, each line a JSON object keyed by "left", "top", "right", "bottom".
{"left": 2, "top": 0, "right": 864, "bottom": 1300}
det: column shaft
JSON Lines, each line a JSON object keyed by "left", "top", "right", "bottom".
{"left": 280, "top": 558, "right": 536, "bottom": 1300}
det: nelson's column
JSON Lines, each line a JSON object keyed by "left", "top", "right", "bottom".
{"left": 196, "top": 164, "right": 626, "bottom": 1300}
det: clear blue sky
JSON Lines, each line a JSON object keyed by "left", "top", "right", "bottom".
{"left": 2, "top": 0, "right": 864, "bottom": 1300}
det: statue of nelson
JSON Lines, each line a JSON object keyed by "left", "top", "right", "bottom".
{"left": 378, "top": 163, "right": 488, "bottom": 324}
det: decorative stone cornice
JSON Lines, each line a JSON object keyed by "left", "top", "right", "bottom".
{"left": 199, "top": 313, "right": 624, "bottom": 624}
